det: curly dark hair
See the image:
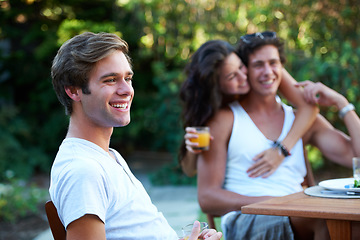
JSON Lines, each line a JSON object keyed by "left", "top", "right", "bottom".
{"left": 179, "top": 40, "right": 236, "bottom": 162}
{"left": 237, "top": 32, "right": 286, "bottom": 67}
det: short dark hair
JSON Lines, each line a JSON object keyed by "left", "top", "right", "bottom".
{"left": 51, "top": 32, "right": 130, "bottom": 115}
{"left": 237, "top": 32, "right": 286, "bottom": 67}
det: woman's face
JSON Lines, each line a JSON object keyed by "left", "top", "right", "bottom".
{"left": 218, "top": 52, "right": 249, "bottom": 96}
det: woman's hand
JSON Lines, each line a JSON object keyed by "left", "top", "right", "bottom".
{"left": 247, "top": 148, "right": 284, "bottom": 178}
{"left": 296, "top": 80, "right": 347, "bottom": 108}
{"left": 185, "top": 127, "right": 203, "bottom": 154}
{"left": 185, "top": 127, "right": 214, "bottom": 154}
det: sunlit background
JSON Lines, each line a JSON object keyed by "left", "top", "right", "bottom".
{"left": 0, "top": 0, "right": 358, "bottom": 233}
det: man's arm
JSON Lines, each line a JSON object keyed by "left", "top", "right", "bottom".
{"left": 197, "top": 108, "right": 272, "bottom": 216}
{"left": 299, "top": 81, "right": 360, "bottom": 167}
{"left": 66, "top": 214, "right": 106, "bottom": 240}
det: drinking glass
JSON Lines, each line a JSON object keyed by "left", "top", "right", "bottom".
{"left": 353, "top": 157, "right": 360, "bottom": 181}
{"left": 189, "top": 127, "right": 210, "bottom": 151}
{"left": 181, "top": 222, "right": 208, "bottom": 240}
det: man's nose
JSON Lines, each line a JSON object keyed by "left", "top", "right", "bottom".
{"left": 263, "top": 63, "right": 272, "bottom": 74}
{"left": 116, "top": 79, "right": 133, "bottom": 95}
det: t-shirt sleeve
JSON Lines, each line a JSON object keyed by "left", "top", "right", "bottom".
{"left": 54, "top": 160, "right": 109, "bottom": 228}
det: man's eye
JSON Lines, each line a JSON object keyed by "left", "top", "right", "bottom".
{"left": 270, "top": 59, "right": 281, "bottom": 65}
{"left": 105, "top": 78, "right": 116, "bottom": 83}
{"left": 125, "top": 77, "right": 133, "bottom": 82}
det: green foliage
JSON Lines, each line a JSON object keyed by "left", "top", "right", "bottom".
{"left": 0, "top": 176, "right": 48, "bottom": 223}
{"left": 306, "top": 145, "right": 324, "bottom": 171}
{"left": 0, "top": 0, "right": 359, "bottom": 184}
{"left": 0, "top": 105, "right": 50, "bottom": 181}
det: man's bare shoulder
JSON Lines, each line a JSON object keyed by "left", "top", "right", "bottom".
{"left": 206, "top": 106, "right": 234, "bottom": 139}
{"left": 208, "top": 106, "right": 234, "bottom": 125}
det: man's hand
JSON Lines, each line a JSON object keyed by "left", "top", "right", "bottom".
{"left": 247, "top": 148, "right": 284, "bottom": 178}
{"left": 184, "top": 221, "right": 222, "bottom": 240}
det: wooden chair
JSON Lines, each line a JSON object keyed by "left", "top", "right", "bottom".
{"left": 45, "top": 200, "right": 66, "bottom": 240}
{"left": 206, "top": 146, "right": 315, "bottom": 230}
{"left": 207, "top": 213, "right": 219, "bottom": 230}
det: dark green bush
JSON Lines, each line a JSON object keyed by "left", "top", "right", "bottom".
{"left": 0, "top": 0, "right": 359, "bottom": 184}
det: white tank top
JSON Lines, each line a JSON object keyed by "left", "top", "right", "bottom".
{"left": 223, "top": 101, "right": 306, "bottom": 197}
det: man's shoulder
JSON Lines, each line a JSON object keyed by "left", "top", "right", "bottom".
{"left": 206, "top": 106, "right": 234, "bottom": 140}
{"left": 209, "top": 105, "right": 234, "bottom": 125}
{"left": 53, "top": 140, "right": 110, "bottom": 177}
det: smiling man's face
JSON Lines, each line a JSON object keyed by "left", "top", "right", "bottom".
{"left": 79, "top": 50, "right": 134, "bottom": 128}
{"left": 247, "top": 45, "right": 283, "bottom": 97}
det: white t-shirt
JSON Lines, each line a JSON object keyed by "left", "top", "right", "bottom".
{"left": 49, "top": 138, "right": 178, "bottom": 240}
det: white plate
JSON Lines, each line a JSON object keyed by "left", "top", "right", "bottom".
{"left": 318, "top": 178, "right": 360, "bottom": 193}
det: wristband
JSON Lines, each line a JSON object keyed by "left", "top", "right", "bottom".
{"left": 273, "top": 141, "right": 291, "bottom": 157}
{"left": 338, "top": 103, "right": 355, "bottom": 119}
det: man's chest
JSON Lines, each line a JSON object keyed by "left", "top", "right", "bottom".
{"left": 248, "top": 111, "right": 285, "bottom": 141}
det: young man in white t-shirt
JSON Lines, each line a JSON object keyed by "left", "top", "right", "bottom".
{"left": 50, "top": 32, "right": 222, "bottom": 240}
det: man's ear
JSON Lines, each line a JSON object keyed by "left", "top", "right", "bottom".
{"left": 65, "top": 86, "right": 82, "bottom": 102}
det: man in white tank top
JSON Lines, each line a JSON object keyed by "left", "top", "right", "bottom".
{"left": 197, "top": 32, "right": 360, "bottom": 240}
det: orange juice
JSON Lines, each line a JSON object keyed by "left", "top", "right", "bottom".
{"left": 189, "top": 127, "right": 210, "bottom": 150}
{"left": 190, "top": 131, "right": 210, "bottom": 150}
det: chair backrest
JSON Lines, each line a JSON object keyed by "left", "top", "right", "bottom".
{"left": 45, "top": 200, "right": 66, "bottom": 240}
{"left": 206, "top": 146, "right": 315, "bottom": 230}
{"left": 301, "top": 146, "right": 316, "bottom": 188}
{"left": 207, "top": 213, "right": 218, "bottom": 230}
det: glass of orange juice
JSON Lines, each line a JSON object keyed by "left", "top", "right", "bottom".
{"left": 189, "top": 127, "right": 210, "bottom": 151}
{"left": 181, "top": 222, "right": 208, "bottom": 240}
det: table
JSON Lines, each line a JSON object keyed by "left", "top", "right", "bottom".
{"left": 241, "top": 191, "right": 360, "bottom": 240}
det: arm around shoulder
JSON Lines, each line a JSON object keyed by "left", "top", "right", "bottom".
{"left": 278, "top": 69, "right": 319, "bottom": 150}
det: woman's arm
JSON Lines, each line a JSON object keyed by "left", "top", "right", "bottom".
{"left": 180, "top": 127, "right": 216, "bottom": 177}
{"left": 180, "top": 150, "right": 198, "bottom": 177}
{"left": 278, "top": 68, "right": 319, "bottom": 150}
{"left": 247, "top": 69, "right": 319, "bottom": 178}
{"left": 179, "top": 127, "right": 203, "bottom": 177}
